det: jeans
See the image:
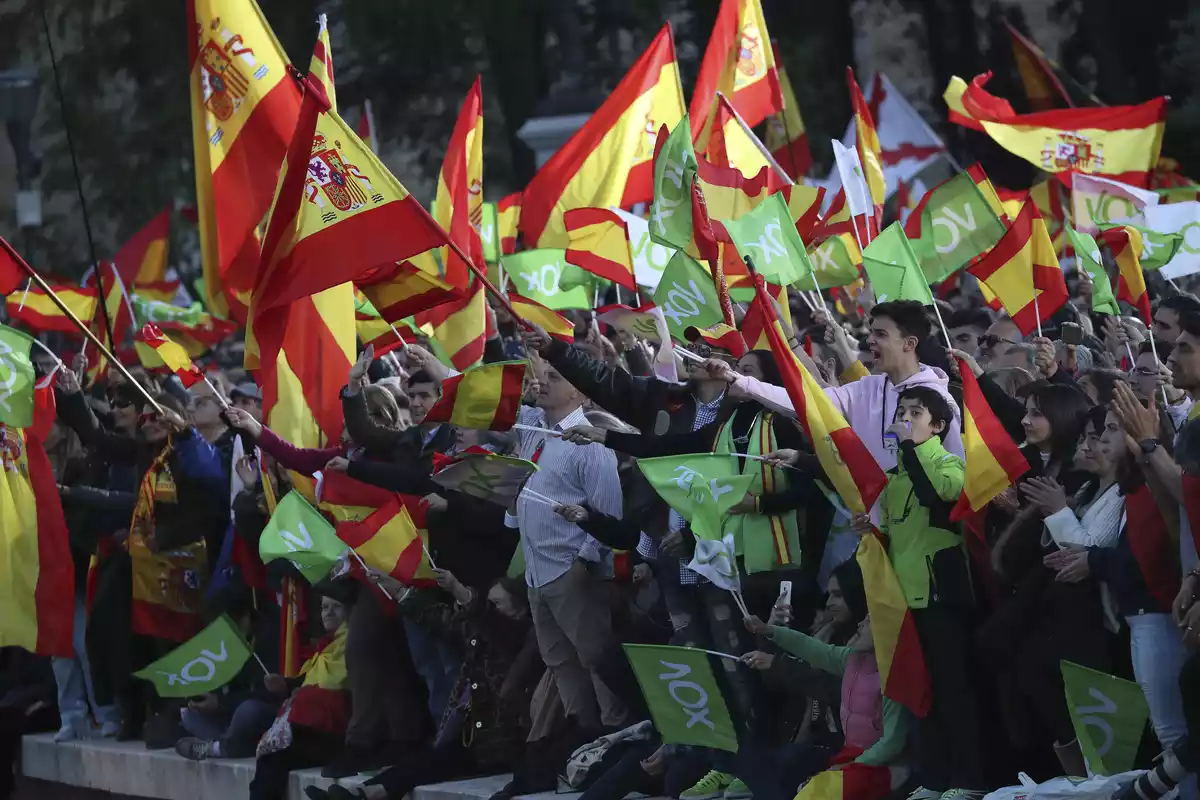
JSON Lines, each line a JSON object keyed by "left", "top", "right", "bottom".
{"left": 51, "top": 596, "right": 119, "bottom": 732}
{"left": 181, "top": 698, "right": 280, "bottom": 758}
{"left": 1128, "top": 613, "right": 1196, "bottom": 800}
{"left": 401, "top": 616, "right": 461, "bottom": 723}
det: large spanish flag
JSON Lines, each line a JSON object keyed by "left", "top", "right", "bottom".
{"left": 434, "top": 77, "right": 484, "bottom": 289}
{"left": 857, "top": 531, "right": 931, "bottom": 717}
{"left": 967, "top": 200, "right": 1068, "bottom": 336}
{"left": 847, "top": 67, "right": 886, "bottom": 211}
{"left": 5, "top": 285, "right": 96, "bottom": 334}
{"left": 689, "top": 0, "right": 782, "bottom": 149}
{"left": 520, "top": 25, "right": 685, "bottom": 247}
{"left": 188, "top": 0, "right": 301, "bottom": 316}
{"left": 336, "top": 499, "right": 434, "bottom": 586}
{"left": 424, "top": 361, "right": 526, "bottom": 431}
{"left": 764, "top": 44, "right": 811, "bottom": 181}
{"left": 945, "top": 73, "right": 1166, "bottom": 187}
{"left": 115, "top": 208, "right": 171, "bottom": 287}
{"left": 0, "top": 377, "right": 73, "bottom": 657}
{"left": 751, "top": 275, "right": 885, "bottom": 514}
{"left": 564, "top": 208, "right": 637, "bottom": 290}
{"left": 951, "top": 359, "right": 1030, "bottom": 519}
{"left": 1099, "top": 225, "right": 1152, "bottom": 324}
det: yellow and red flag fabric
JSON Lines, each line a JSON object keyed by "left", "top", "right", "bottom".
{"left": 792, "top": 759, "right": 892, "bottom": 800}
{"left": 703, "top": 93, "right": 774, "bottom": 182}
{"left": 1004, "top": 22, "right": 1072, "bottom": 111}
{"left": 0, "top": 377, "right": 74, "bottom": 657}
{"left": 0, "top": 238, "right": 25, "bottom": 295}
{"left": 751, "top": 275, "right": 885, "bottom": 515}
{"left": 564, "top": 208, "right": 637, "bottom": 290}
{"left": 5, "top": 285, "right": 96, "bottom": 334}
{"left": 419, "top": 281, "right": 488, "bottom": 371}
{"left": 356, "top": 99, "right": 377, "bottom": 154}
{"left": 115, "top": 208, "right": 171, "bottom": 288}
{"left": 945, "top": 73, "right": 1167, "bottom": 187}
{"left": 847, "top": 67, "right": 886, "bottom": 213}
{"left": 356, "top": 317, "right": 419, "bottom": 358}
{"left": 520, "top": 25, "right": 685, "bottom": 247}
{"left": 1099, "top": 225, "right": 1152, "bottom": 324}
{"left": 134, "top": 324, "right": 205, "bottom": 387}
{"left": 952, "top": 359, "right": 1030, "bottom": 519}
{"left": 857, "top": 531, "right": 931, "bottom": 717}
{"left": 424, "top": 361, "right": 527, "bottom": 431}
{"left": 764, "top": 44, "right": 811, "bottom": 180}
{"left": 433, "top": 77, "right": 484, "bottom": 289}
{"left": 356, "top": 262, "right": 460, "bottom": 324}
{"left": 509, "top": 294, "right": 574, "bottom": 342}
{"left": 82, "top": 262, "right": 135, "bottom": 385}
{"left": 689, "top": 0, "right": 782, "bottom": 149}
{"left": 188, "top": 0, "right": 301, "bottom": 316}
{"left": 337, "top": 499, "right": 433, "bottom": 586}
{"left": 495, "top": 192, "right": 522, "bottom": 256}
{"left": 967, "top": 200, "right": 1068, "bottom": 336}
{"left": 280, "top": 576, "right": 307, "bottom": 677}
{"left": 739, "top": 282, "right": 791, "bottom": 350}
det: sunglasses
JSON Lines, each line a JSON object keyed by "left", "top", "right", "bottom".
{"left": 137, "top": 411, "right": 161, "bottom": 426}
{"left": 979, "top": 335, "right": 1016, "bottom": 349}
{"left": 111, "top": 398, "right": 135, "bottom": 409}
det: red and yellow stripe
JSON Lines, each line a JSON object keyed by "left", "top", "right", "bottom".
{"left": 114, "top": 208, "right": 171, "bottom": 286}
{"left": 564, "top": 208, "right": 637, "bottom": 290}
{"left": 764, "top": 43, "right": 811, "bottom": 180}
{"left": 434, "top": 77, "right": 484, "bottom": 289}
{"left": 1100, "top": 225, "right": 1152, "bottom": 325}
{"left": 5, "top": 285, "right": 96, "bottom": 334}
{"left": 520, "top": 25, "right": 685, "bottom": 247}
{"left": 420, "top": 281, "right": 487, "bottom": 371}
{"left": 424, "top": 361, "right": 526, "bottom": 431}
{"left": 337, "top": 499, "right": 433, "bottom": 585}
{"left": 757, "top": 413, "right": 791, "bottom": 565}
{"left": 952, "top": 360, "right": 1030, "bottom": 518}
{"left": 510, "top": 294, "right": 574, "bottom": 341}
{"left": 704, "top": 94, "right": 771, "bottom": 181}
{"left": 847, "top": 67, "right": 885, "bottom": 209}
{"left": 357, "top": 261, "right": 460, "bottom": 324}
{"left": 134, "top": 324, "right": 204, "bottom": 387}
{"left": 1005, "top": 22, "right": 1072, "bottom": 112}
{"left": 496, "top": 192, "right": 522, "bottom": 256}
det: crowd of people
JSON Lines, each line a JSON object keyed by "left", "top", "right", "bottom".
{"left": 3, "top": 269, "right": 1200, "bottom": 800}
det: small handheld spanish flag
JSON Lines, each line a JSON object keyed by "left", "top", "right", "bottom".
{"left": 424, "top": 361, "right": 527, "bottom": 431}
{"left": 135, "top": 323, "right": 204, "bottom": 387}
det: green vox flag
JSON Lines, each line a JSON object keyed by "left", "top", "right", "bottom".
{"left": 499, "top": 249, "right": 592, "bottom": 310}
{"left": 649, "top": 116, "right": 698, "bottom": 251}
{"left": 1097, "top": 221, "right": 1184, "bottom": 271}
{"left": 133, "top": 615, "right": 253, "bottom": 698}
{"left": 1066, "top": 225, "right": 1119, "bottom": 316}
{"left": 807, "top": 232, "right": 862, "bottom": 289}
{"left": 909, "top": 171, "right": 1007, "bottom": 284}
{"left": 863, "top": 222, "right": 933, "bottom": 306}
{"left": 652, "top": 252, "right": 724, "bottom": 342}
{"left": 721, "top": 192, "right": 813, "bottom": 286}
{"left": 479, "top": 202, "right": 501, "bottom": 264}
{"left": 132, "top": 295, "right": 209, "bottom": 328}
{"left": 0, "top": 324, "right": 36, "bottom": 428}
{"left": 1061, "top": 660, "right": 1149, "bottom": 775}
{"left": 259, "top": 491, "right": 346, "bottom": 584}
{"left": 637, "top": 453, "right": 755, "bottom": 539}
{"left": 624, "top": 644, "right": 739, "bottom": 752}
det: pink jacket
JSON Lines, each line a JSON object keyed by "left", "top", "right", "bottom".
{"left": 732, "top": 364, "right": 963, "bottom": 473}
{"left": 842, "top": 652, "right": 884, "bottom": 752}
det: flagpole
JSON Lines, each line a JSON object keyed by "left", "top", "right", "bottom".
{"left": 38, "top": 0, "right": 114, "bottom": 347}
{"left": 0, "top": 237, "right": 163, "bottom": 414}
{"left": 717, "top": 91, "right": 794, "bottom": 186}
{"left": 202, "top": 375, "right": 231, "bottom": 410}
{"left": 387, "top": 322, "right": 411, "bottom": 352}
{"left": 1033, "top": 291, "right": 1043, "bottom": 339}
{"left": 929, "top": 295, "right": 953, "bottom": 349}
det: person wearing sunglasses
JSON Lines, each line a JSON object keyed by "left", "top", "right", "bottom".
{"left": 977, "top": 318, "right": 1023, "bottom": 369}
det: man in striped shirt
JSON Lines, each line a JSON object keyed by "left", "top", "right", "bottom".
{"left": 507, "top": 361, "right": 628, "bottom": 731}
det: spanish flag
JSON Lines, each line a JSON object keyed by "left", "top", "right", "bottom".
{"left": 5, "top": 285, "right": 96, "bottom": 334}
{"left": 337, "top": 499, "right": 434, "bottom": 586}
{"left": 0, "top": 377, "right": 74, "bottom": 657}
{"left": 690, "top": 0, "right": 782, "bottom": 148}
{"left": 945, "top": 73, "right": 1166, "bottom": 187}
{"left": 1099, "top": 225, "right": 1152, "bottom": 325}
{"left": 509, "top": 294, "right": 574, "bottom": 341}
{"left": 115, "top": 208, "right": 171, "bottom": 287}
{"left": 520, "top": 25, "right": 685, "bottom": 247}
{"left": 357, "top": 99, "right": 377, "bottom": 154}
{"left": 133, "top": 281, "right": 182, "bottom": 304}
{"left": 496, "top": 192, "right": 522, "bottom": 256}
{"left": 83, "top": 261, "right": 135, "bottom": 384}
{"left": 1004, "top": 21, "right": 1072, "bottom": 111}
{"left": 764, "top": 45, "right": 812, "bottom": 181}
{"left": 857, "top": 531, "right": 931, "bottom": 717}
{"left": 738, "top": 282, "right": 791, "bottom": 350}
{"left": 564, "top": 208, "right": 637, "bottom": 290}
{"left": 424, "top": 361, "right": 527, "bottom": 431}
{"left": 847, "top": 67, "right": 886, "bottom": 212}
{"left": 792, "top": 756, "right": 892, "bottom": 800}
{"left": 951, "top": 359, "right": 1030, "bottom": 519}
{"left": 357, "top": 261, "right": 460, "bottom": 324}
{"left": 703, "top": 93, "right": 772, "bottom": 182}
{"left": 356, "top": 316, "right": 419, "bottom": 358}
{"left": 188, "top": 0, "right": 301, "bottom": 316}
{"left": 134, "top": 324, "right": 205, "bottom": 387}
{"left": 967, "top": 200, "right": 1067, "bottom": 336}
{"left": 751, "top": 274, "right": 885, "bottom": 515}
{"left": 280, "top": 576, "right": 307, "bottom": 678}
{"left": 433, "top": 77, "right": 484, "bottom": 289}
{"left": 420, "top": 280, "right": 487, "bottom": 371}
{"left": 0, "top": 239, "right": 24, "bottom": 295}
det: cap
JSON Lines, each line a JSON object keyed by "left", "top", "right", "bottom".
{"left": 683, "top": 323, "right": 747, "bottom": 359}
{"left": 230, "top": 382, "right": 262, "bottom": 403}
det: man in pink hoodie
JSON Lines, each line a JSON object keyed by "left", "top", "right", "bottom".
{"left": 719, "top": 300, "right": 963, "bottom": 474}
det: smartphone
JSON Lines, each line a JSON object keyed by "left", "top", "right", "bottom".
{"left": 1061, "top": 322, "right": 1083, "bottom": 346}
{"left": 778, "top": 580, "right": 793, "bottom": 608}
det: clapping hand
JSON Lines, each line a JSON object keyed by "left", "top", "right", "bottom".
{"left": 1021, "top": 476, "right": 1068, "bottom": 515}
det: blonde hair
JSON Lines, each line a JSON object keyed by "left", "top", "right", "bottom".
{"left": 585, "top": 409, "right": 639, "bottom": 434}
{"left": 363, "top": 384, "right": 401, "bottom": 428}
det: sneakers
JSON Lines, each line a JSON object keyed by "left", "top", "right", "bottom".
{"left": 98, "top": 720, "right": 122, "bottom": 738}
{"left": 681, "top": 770, "right": 737, "bottom": 800}
{"left": 724, "top": 778, "right": 752, "bottom": 799}
{"left": 174, "top": 737, "right": 212, "bottom": 761}
{"left": 905, "top": 789, "right": 943, "bottom": 800}
{"left": 1117, "top": 744, "right": 1190, "bottom": 800}
{"left": 53, "top": 723, "right": 79, "bottom": 743}
{"left": 939, "top": 791, "right": 985, "bottom": 800}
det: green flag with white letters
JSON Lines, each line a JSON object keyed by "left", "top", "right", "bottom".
{"left": 499, "top": 249, "right": 592, "bottom": 310}
{"left": 0, "top": 324, "right": 36, "bottom": 428}
{"left": 1066, "top": 225, "right": 1119, "bottom": 316}
{"left": 636, "top": 454, "right": 755, "bottom": 540}
{"left": 807, "top": 233, "right": 862, "bottom": 289}
{"left": 624, "top": 644, "right": 739, "bottom": 751}
{"left": 133, "top": 615, "right": 253, "bottom": 697}
{"left": 1061, "top": 660, "right": 1149, "bottom": 776}
{"left": 259, "top": 491, "right": 346, "bottom": 584}
{"left": 908, "top": 171, "right": 1007, "bottom": 284}
{"left": 721, "top": 192, "right": 813, "bottom": 286}
{"left": 649, "top": 117, "right": 698, "bottom": 251}
{"left": 652, "top": 252, "right": 723, "bottom": 342}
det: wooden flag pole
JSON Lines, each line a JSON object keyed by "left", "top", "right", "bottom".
{"left": 0, "top": 237, "right": 163, "bottom": 414}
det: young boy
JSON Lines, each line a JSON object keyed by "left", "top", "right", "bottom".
{"left": 872, "top": 386, "right": 985, "bottom": 800}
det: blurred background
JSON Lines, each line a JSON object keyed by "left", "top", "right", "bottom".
{"left": 0, "top": 0, "right": 1194, "bottom": 282}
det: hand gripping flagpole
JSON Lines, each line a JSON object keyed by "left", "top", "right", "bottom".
{"left": 0, "top": 237, "right": 163, "bottom": 414}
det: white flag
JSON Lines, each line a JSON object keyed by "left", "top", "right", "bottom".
{"left": 1146, "top": 202, "right": 1200, "bottom": 279}
{"left": 1071, "top": 174, "right": 1160, "bottom": 235}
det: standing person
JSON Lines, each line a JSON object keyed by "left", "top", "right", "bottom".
{"left": 509, "top": 360, "right": 627, "bottom": 734}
